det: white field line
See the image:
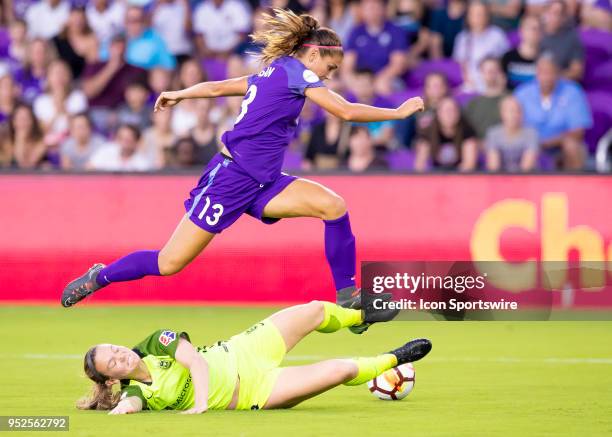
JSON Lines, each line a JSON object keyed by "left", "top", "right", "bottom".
{"left": 2, "top": 354, "right": 612, "bottom": 365}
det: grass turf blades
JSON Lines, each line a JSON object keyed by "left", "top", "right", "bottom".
{"left": 1, "top": 305, "right": 611, "bottom": 436}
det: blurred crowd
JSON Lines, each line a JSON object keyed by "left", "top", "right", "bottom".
{"left": 0, "top": 0, "right": 610, "bottom": 173}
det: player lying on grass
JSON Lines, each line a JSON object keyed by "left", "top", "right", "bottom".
{"left": 78, "top": 300, "right": 431, "bottom": 413}
{"left": 61, "top": 8, "right": 425, "bottom": 329}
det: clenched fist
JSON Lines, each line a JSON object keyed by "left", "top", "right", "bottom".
{"left": 397, "top": 97, "right": 425, "bottom": 118}
{"left": 154, "top": 91, "right": 183, "bottom": 112}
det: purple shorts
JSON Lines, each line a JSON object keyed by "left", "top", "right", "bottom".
{"left": 184, "top": 153, "right": 297, "bottom": 233}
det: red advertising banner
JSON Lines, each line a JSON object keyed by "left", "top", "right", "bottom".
{"left": 0, "top": 174, "right": 610, "bottom": 304}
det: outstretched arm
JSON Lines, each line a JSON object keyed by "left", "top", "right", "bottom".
{"left": 175, "top": 338, "right": 209, "bottom": 414}
{"left": 305, "top": 87, "right": 424, "bottom": 123}
{"left": 154, "top": 76, "right": 249, "bottom": 112}
{"left": 109, "top": 396, "right": 143, "bottom": 415}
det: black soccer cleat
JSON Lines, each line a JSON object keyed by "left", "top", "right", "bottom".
{"left": 61, "top": 263, "right": 106, "bottom": 308}
{"left": 350, "top": 292, "right": 398, "bottom": 335}
{"left": 336, "top": 286, "right": 362, "bottom": 309}
{"left": 363, "top": 293, "right": 400, "bottom": 324}
{"left": 389, "top": 338, "right": 433, "bottom": 365}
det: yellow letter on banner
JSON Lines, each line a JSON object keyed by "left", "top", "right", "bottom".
{"left": 470, "top": 199, "right": 537, "bottom": 292}
{"left": 541, "top": 193, "right": 605, "bottom": 290}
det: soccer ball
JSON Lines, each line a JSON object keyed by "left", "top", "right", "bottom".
{"left": 367, "top": 363, "right": 415, "bottom": 400}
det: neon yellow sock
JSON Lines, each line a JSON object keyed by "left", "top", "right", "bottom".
{"left": 316, "top": 301, "right": 363, "bottom": 333}
{"left": 343, "top": 354, "right": 398, "bottom": 386}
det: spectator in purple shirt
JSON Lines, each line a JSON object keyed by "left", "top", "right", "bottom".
{"left": 344, "top": 0, "right": 409, "bottom": 96}
{"left": 14, "top": 38, "right": 54, "bottom": 103}
{"left": 82, "top": 33, "right": 147, "bottom": 134}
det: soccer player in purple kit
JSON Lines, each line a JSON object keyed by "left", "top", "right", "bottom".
{"left": 61, "top": 9, "right": 425, "bottom": 331}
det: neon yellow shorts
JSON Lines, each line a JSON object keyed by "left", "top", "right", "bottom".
{"left": 227, "top": 318, "right": 287, "bottom": 410}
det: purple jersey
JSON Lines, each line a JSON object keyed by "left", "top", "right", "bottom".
{"left": 221, "top": 56, "right": 325, "bottom": 183}
{"left": 346, "top": 22, "right": 408, "bottom": 74}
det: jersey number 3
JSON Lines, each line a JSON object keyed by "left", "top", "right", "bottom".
{"left": 235, "top": 84, "right": 257, "bottom": 124}
{"left": 198, "top": 196, "right": 224, "bottom": 226}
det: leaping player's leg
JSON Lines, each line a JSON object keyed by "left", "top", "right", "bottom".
{"left": 61, "top": 215, "right": 215, "bottom": 307}
{"left": 104, "top": 215, "right": 216, "bottom": 280}
{"left": 260, "top": 178, "right": 359, "bottom": 308}
{"left": 61, "top": 153, "right": 258, "bottom": 308}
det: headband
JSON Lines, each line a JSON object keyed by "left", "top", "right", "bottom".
{"left": 302, "top": 43, "right": 343, "bottom": 49}
{"left": 86, "top": 348, "right": 107, "bottom": 385}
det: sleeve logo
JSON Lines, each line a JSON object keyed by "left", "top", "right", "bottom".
{"left": 303, "top": 69, "right": 320, "bottom": 83}
{"left": 159, "top": 330, "right": 176, "bottom": 346}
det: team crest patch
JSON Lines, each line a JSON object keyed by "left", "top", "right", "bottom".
{"left": 159, "top": 330, "right": 176, "bottom": 346}
{"left": 303, "top": 69, "right": 319, "bottom": 83}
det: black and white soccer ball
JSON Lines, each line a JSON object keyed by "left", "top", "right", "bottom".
{"left": 367, "top": 363, "right": 415, "bottom": 400}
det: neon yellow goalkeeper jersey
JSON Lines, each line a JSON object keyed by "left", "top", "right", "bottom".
{"left": 120, "top": 329, "right": 238, "bottom": 410}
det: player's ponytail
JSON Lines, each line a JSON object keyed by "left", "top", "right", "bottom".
{"left": 77, "top": 382, "right": 120, "bottom": 410}
{"left": 77, "top": 347, "right": 121, "bottom": 410}
{"left": 252, "top": 8, "right": 343, "bottom": 64}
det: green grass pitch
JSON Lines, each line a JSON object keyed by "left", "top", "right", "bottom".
{"left": 2, "top": 305, "right": 612, "bottom": 436}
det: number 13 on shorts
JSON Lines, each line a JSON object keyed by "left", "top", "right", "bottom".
{"left": 198, "top": 196, "right": 224, "bottom": 226}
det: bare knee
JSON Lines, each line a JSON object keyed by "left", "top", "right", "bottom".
{"left": 307, "top": 300, "right": 326, "bottom": 327}
{"left": 318, "top": 194, "right": 347, "bottom": 221}
{"left": 331, "top": 359, "right": 358, "bottom": 381}
{"left": 157, "top": 251, "right": 188, "bottom": 276}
